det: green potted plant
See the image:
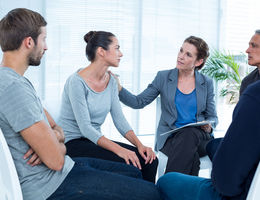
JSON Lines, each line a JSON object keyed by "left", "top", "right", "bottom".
{"left": 201, "top": 50, "right": 247, "bottom": 104}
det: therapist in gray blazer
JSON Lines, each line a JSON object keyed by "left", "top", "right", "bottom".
{"left": 117, "top": 36, "right": 218, "bottom": 176}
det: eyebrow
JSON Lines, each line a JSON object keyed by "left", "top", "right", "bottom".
{"left": 250, "top": 42, "right": 259, "bottom": 47}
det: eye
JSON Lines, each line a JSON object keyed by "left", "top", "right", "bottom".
{"left": 187, "top": 52, "right": 192, "bottom": 57}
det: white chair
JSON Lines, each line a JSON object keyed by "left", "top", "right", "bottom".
{"left": 155, "top": 97, "right": 212, "bottom": 179}
{"left": 0, "top": 128, "right": 23, "bottom": 200}
{"left": 246, "top": 161, "right": 260, "bottom": 200}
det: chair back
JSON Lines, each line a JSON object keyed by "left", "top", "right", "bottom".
{"left": 246, "top": 161, "right": 260, "bottom": 200}
{"left": 0, "top": 128, "right": 23, "bottom": 200}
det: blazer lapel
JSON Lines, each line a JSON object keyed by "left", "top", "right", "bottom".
{"left": 195, "top": 70, "right": 206, "bottom": 114}
{"left": 167, "top": 68, "right": 178, "bottom": 118}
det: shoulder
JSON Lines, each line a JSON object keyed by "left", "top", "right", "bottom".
{"left": 109, "top": 74, "right": 119, "bottom": 91}
{"left": 196, "top": 70, "right": 213, "bottom": 85}
{"left": 0, "top": 74, "right": 34, "bottom": 100}
{"left": 242, "top": 80, "right": 260, "bottom": 102}
{"left": 155, "top": 68, "right": 177, "bottom": 80}
{"left": 65, "top": 72, "right": 85, "bottom": 88}
{"left": 0, "top": 68, "right": 22, "bottom": 94}
{"left": 67, "top": 72, "right": 82, "bottom": 83}
{"left": 157, "top": 68, "right": 176, "bottom": 76}
{"left": 242, "top": 68, "right": 259, "bottom": 82}
{"left": 109, "top": 74, "right": 116, "bottom": 84}
{"left": 0, "top": 79, "right": 38, "bottom": 116}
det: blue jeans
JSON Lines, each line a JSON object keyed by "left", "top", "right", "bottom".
{"left": 48, "top": 157, "right": 161, "bottom": 200}
{"left": 157, "top": 172, "right": 223, "bottom": 200}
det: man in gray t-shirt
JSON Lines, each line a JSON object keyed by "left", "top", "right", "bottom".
{"left": 0, "top": 66, "right": 74, "bottom": 200}
{"left": 0, "top": 8, "right": 74, "bottom": 200}
{"left": 0, "top": 8, "right": 161, "bottom": 200}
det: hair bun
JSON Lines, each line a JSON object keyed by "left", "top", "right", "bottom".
{"left": 84, "top": 31, "right": 96, "bottom": 43}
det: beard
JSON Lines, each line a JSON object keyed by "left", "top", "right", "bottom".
{"left": 28, "top": 54, "right": 42, "bottom": 66}
{"left": 28, "top": 47, "right": 43, "bottom": 66}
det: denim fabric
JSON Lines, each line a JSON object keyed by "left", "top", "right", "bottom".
{"left": 157, "top": 172, "right": 223, "bottom": 200}
{"left": 48, "top": 157, "right": 161, "bottom": 200}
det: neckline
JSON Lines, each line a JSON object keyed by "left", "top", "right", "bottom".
{"left": 75, "top": 72, "right": 112, "bottom": 94}
{"left": 177, "top": 88, "right": 196, "bottom": 95}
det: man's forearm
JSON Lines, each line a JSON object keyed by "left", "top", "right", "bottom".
{"left": 59, "top": 142, "right": 67, "bottom": 156}
{"left": 52, "top": 125, "right": 65, "bottom": 143}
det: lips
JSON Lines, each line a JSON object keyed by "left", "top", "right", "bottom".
{"left": 177, "top": 61, "right": 184, "bottom": 65}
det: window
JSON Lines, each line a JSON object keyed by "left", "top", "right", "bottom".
{"left": 4, "top": 1, "right": 260, "bottom": 139}
{"left": 0, "top": 0, "right": 220, "bottom": 140}
{"left": 215, "top": 0, "right": 260, "bottom": 135}
{"left": 43, "top": 0, "right": 220, "bottom": 139}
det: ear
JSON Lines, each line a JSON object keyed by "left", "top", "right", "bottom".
{"left": 96, "top": 46, "right": 106, "bottom": 57}
{"left": 195, "top": 58, "right": 204, "bottom": 67}
{"left": 23, "top": 37, "right": 35, "bottom": 49}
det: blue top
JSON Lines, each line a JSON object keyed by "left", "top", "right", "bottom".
{"left": 119, "top": 68, "right": 218, "bottom": 151}
{"left": 0, "top": 67, "right": 74, "bottom": 200}
{"left": 174, "top": 88, "right": 197, "bottom": 128}
{"left": 211, "top": 80, "right": 260, "bottom": 199}
{"left": 59, "top": 70, "right": 132, "bottom": 144}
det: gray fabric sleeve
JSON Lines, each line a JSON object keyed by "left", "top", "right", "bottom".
{"left": 119, "top": 72, "right": 161, "bottom": 108}
{"left": 67, "top": 77, "right": 103, "bottom": 144}
{"left": 0, "top": 82, "right": 43, "bottom": 132}
{"left": 110, "top": 77, "right": 132, "bottom": 137}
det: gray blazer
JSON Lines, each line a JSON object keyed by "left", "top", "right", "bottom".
{"left": 119, "top": 68, "right": 218, "bottom": 151}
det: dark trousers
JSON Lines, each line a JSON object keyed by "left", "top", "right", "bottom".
{"left": 65, "top": 138, "right": 158, "bottom": 183}
{"left": 206, "top": 137, "right": 223, "bottom": 161}
{"left": 160, "top": 127, "right": 213, "bottom": 176}
{"left": 48, "top": 157, "right": 161, "bottom": 200}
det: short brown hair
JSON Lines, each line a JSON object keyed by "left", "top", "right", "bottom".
{"left": 184, "top": 36, "right": 209, "bottom": 70}
{"left": 0, "top": 8, "right": 47, "bottom": 52}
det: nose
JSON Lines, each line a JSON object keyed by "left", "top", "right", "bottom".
{"left": 44, "top": 44, "right": 48, "bottom": 51}
{"left": 119, "top": 50, "right": 123, "bottom": 57}
{"left": 178, "top": 52, "right": 184, "bottom": 59}
{"left": 245, "top": 47, "right": 250, "bottom": 54}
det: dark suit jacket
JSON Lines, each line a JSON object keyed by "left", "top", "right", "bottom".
{"left": 119, "top": 68, "right": 218, "bottom": 151}
{"left": 212, "top": 80, "right": 260, "bottom": 199}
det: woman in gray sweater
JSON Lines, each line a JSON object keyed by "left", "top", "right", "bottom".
{"left": 59, "top": 31, "right": 158, "bottom": 183}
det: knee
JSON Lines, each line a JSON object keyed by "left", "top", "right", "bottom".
{"left": 157, "top": 172, "right": 184, "bottom": 198}
{"left": 178, "top": 127, "right": 200, "bottom": 143}
{"left": 152, "top": 156, "right": 159, "bottom": 168}
{"left": 157, "top": 172, "right": 181, "bottom": 189}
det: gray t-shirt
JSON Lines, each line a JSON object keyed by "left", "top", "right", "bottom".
{"left": 0, "top": 67, "right": 74, "bottom": 200}
{"left": 59, "top": 71, "right": 132, "bottom": 144}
